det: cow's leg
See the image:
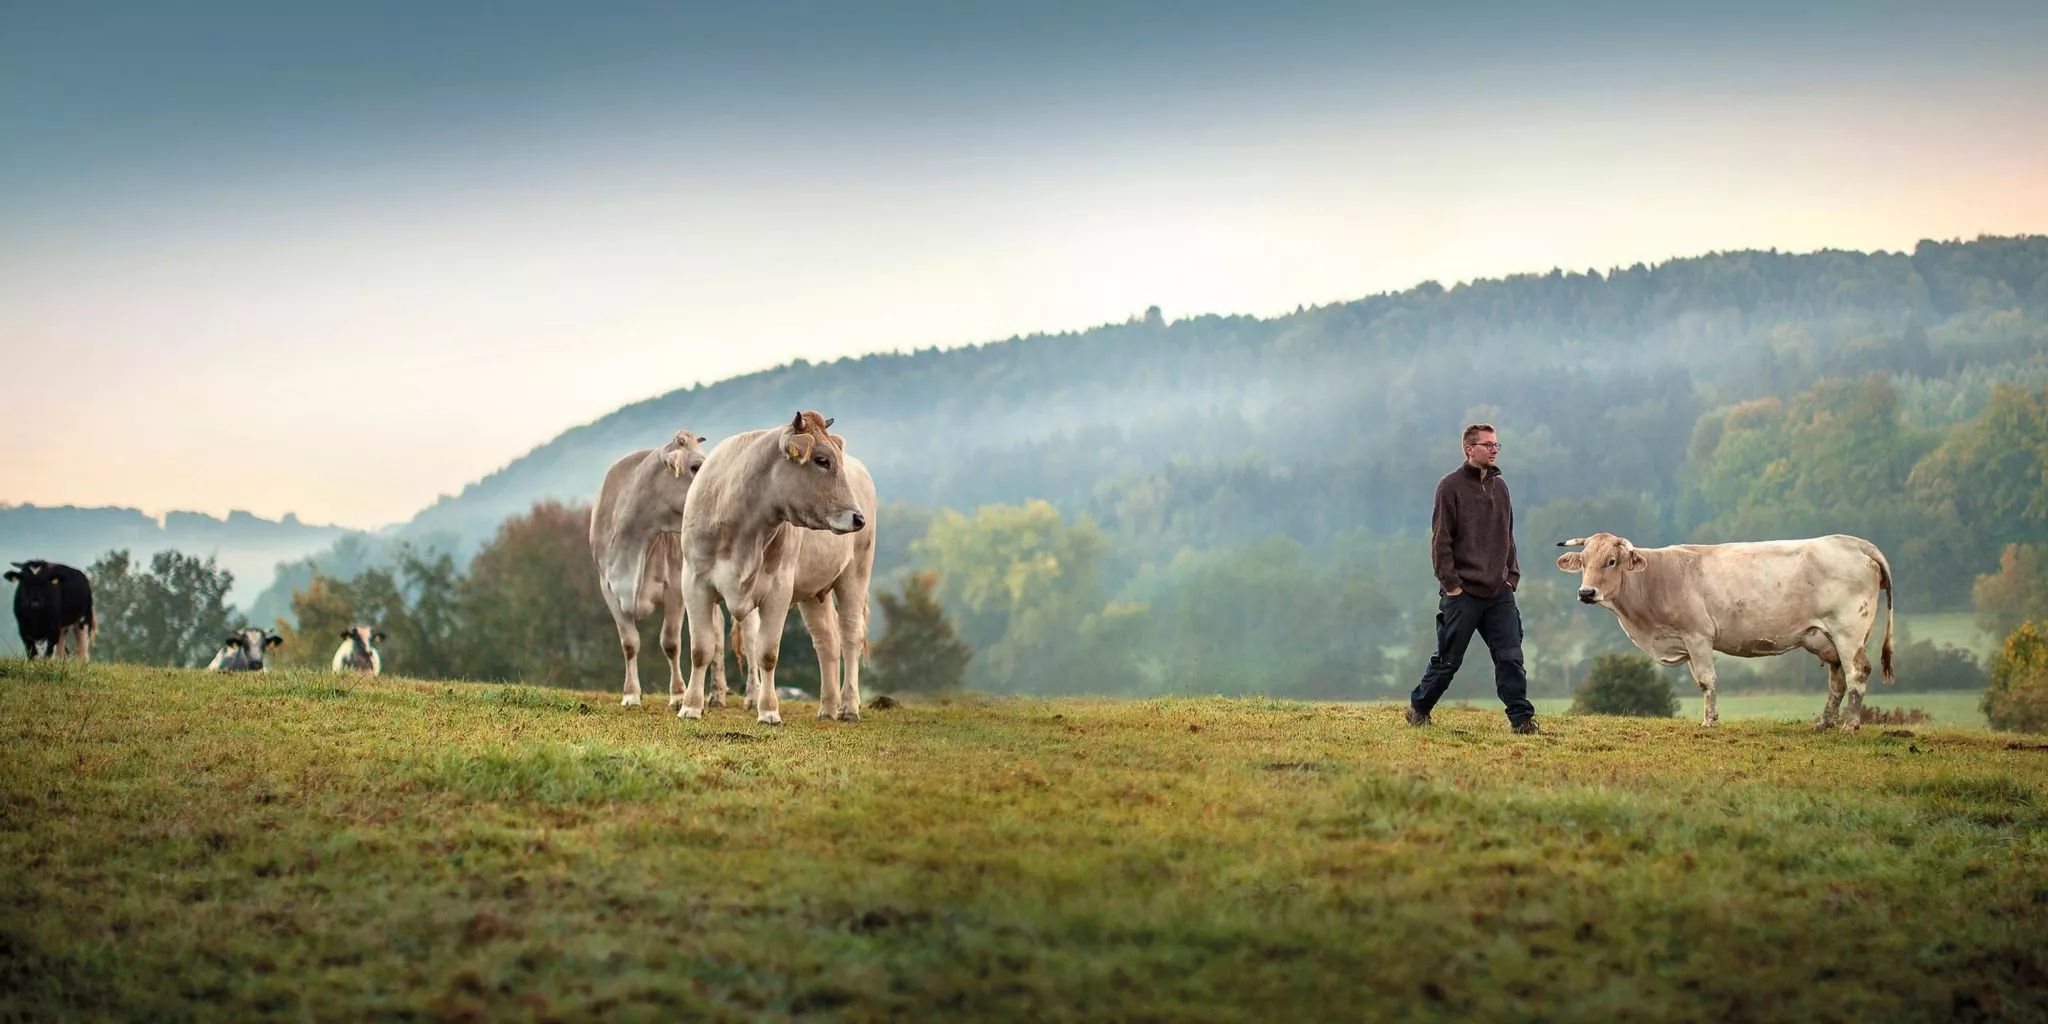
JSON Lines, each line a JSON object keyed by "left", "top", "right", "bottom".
{"left": 1838, "top": 633, "right": 1872, "bottom": 733}
{"left": 677, "top": 578, "right": 722, "bottom": 721}
{"left": 798, "top": 596, "right": 841, "bottom": 720}
{"left": 833, "top": 573, "right": 871, "bottom": 723}
{"left": 75, "top": 622, "right": 91, "bottom": 662}
{"left": 708, "top": 605, "right": 730, "bottom": 708}
{"left": 1683, "top": 644, "right": 1720, "bottom": 727}
{"left": 609, "top": 600, "right": 645, "bottom": 707}
{"left": 1812, "top": 644, "right": 1846, "bottom": 731}
{"left": 738, "top": 610, "right": 763, "bottom": 711}
{"left": 751, "top": 589, "right": 795, "bottom": 727}
{"left": 658, "top": 581, "right": 686, "bottom": 708}
{"left": 18, "top": 632, "right": 36, "bottom": 660}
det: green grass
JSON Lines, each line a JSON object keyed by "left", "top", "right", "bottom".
{"left": 4, "top": 660, "right": 2047, "bottom": 1022}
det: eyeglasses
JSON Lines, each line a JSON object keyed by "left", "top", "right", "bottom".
{"left": 1467, "top": 441, "right": 1501, "bottom": 451}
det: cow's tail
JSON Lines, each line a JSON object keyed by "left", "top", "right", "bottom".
{"left": 1859, "top": 539, "right": 1895, "bottom": 685}
{"left": 727, "top": 613, "right": 748, "bottom": 671}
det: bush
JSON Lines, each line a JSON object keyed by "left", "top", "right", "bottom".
{"left": 1891, "top": 639, "right": 1987, "bottom": 692}
{"left": 1983, "top": 622, "right": 2048, "bottom": 734}
{"left": 1858, "top": 705, "right": 1931, "bottom": 726}
{"left": 1571, "top": 652, "right": 1680, "bottom": 717}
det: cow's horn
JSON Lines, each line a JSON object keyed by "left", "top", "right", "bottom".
{"left": 1556, "top": 537, "right": 1589, "bottom": 547}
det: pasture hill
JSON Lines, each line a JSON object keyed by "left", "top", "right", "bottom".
{"left": 1, "top": 659, "right": 2044, "bottom": 1019}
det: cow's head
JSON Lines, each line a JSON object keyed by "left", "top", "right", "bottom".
{"left": 661, "top": 430, "right": 709, "bottom": 480}
{"left": 338, "top": 625, "right": 384, "bottom": 668}
{"left": 775, "top": 411, "right": 865, "bottom": 534}
{"left": 221, "top": 628, "right": 284, "bottom": 669}
{"left": 1555, "top": 533, "right": 1647, "bottom": 605}
{"left": 6, "top": 560, "right": 59, "bottom": 615}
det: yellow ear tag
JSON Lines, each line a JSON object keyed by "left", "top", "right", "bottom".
{"left": 788, "top": 445, "right": 802, "bottom": 460}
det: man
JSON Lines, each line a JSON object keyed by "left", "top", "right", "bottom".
{"left": 1407, "top": 423, "right": 1539, "bottom": 733}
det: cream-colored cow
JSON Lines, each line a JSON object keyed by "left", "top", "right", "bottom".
{"left": 1557, "top": 533, "right": 1893, "bottom": 730}
{"left": 590, "top": 430, "right": 728, "bottom": 709}
{"left": 677, "top": 412, "right": 876, "bottom": 726}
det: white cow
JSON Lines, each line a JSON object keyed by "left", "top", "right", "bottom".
{"left": 677, "top": 411, "right": 876, "bottom": 725}
{"left": 330, "top": 625, "right": 384, "bottom": 674}
{"left": 1557, "top": 533, "right": 1893, "bottom": 730}
{"left": 208, "top": 628, "right": 283, "bottom": 672}
{"left": 589, "top": 429, "right": 729, "bottom": 708}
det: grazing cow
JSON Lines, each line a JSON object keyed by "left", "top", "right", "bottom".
{"left": 589, "top": 429, "right": 729, "bottom": 708}
{"left": 1556, "top": 533, "right": 1893, "bottom": 730}
{"left": 678, "top": 411, "right": 876, "bottom": 725}
{"left": 331, "top": 625, "right": 385, "bottom": 674}
{"left": 7, "top": 560, "right": 94, "bottom": 660}
{"left": 208, "top": 628, "right": 283, "bottom": 671}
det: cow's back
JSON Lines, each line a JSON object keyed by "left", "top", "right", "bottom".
{"left": 1678, "top": 535, "right": 1885, "bottom": 646}
{"left": 590, "top": 448, "right": 656, "bottom": 558}
{"left": 55, "top": 564, "right": 92, "bottom": 630}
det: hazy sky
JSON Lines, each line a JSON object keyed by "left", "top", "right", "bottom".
{"left": 4, "top": 1, "right": 2045, "bottom": 528}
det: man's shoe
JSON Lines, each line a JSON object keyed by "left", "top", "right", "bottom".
{"left": 1511, "top": 718, "right": 1541, "bottom": 735}
{"left": 1404, "top": 706, "right": 1431, "bottom": 727}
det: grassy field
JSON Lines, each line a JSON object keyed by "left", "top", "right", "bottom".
{"left": 4, "top": 660, "right": 2047, "bottom": 1022}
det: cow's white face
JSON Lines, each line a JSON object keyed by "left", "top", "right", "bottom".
{"left": 1555, "top": 533, "right": 1646, "bottom": 605}
{"left": 776, "top": 411, "right": 866, "bottom": 535}
{"left": 341, "top": 625, "right": 384, "bottom": 659}
{"left": 222, "top": 628, "right": 283, "bottom": 669}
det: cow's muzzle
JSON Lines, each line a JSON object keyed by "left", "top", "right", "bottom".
{"left": 1577, "top": 588, "right": 1599, "bottom": 604}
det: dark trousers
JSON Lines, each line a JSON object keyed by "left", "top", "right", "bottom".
{"left": 1410, "top": 589, "right": 1534, "bottom": 723}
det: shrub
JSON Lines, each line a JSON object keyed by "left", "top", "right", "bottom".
{"left": 1858, "top": 705, "right": 1931, "bottom": 726}
{"left": 1571, "top": 652, "right": 1679, "bottom": 717}
{"left": 1891, "top": 639, "right": 1987, "bottom": 692}
{"left": 1983, "top": 622, "right": 2048, "bottom": 734}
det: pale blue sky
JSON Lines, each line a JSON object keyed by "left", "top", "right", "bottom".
{"left": 3, "top": 1, "right": 2045, "bottom": 527}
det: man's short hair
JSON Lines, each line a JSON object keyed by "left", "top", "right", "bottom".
{"left": 1462, "top": 423, "right": 1496, "bottom": 446}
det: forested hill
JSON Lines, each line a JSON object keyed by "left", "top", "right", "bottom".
{"left": 392, "top": 237, "right": 2044, "bottom": 593}
{"left": 0, "top": 505, "right": 346, "bottom": 608}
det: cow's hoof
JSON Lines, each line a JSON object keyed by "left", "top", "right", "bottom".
{"left": 817, "top": 708, "right": 837, "bottom": 721}
{"left": 1839, "top": 720, "right": 1862, "bottom": 734}
{"left": 837, "top": 709, "right": 861, "bottom": 723}
{"left": 621, "top": 694, "right": 641, "bottom": 708}
{"left": 757, "top": 711, "right": 783, "bottom": 726}
{"left": 706, "top": 693, "right": 725, "bottom": 708}
{"left": 1812, "top": 719, "right": 1836, "bottom": 732}
{"left": 744, "top": 699, "right": 758, "bottom": 712}
{"left": 677, "top": 706, "right": 704, "bottom": 720}
{"left": 1699, "top": 717, "right": 1719, "bottom": 728}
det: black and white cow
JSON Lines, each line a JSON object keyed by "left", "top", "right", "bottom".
{"left": 331, "top": 625, "right": 384, "bottom": 674}
{"left": 207, "top": 628, "right": 283, "bottom": 671}
{"left": 7, "top": 560, "right": 95, "bottom": 660}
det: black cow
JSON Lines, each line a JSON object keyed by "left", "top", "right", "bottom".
{"left": 7, "top": 560, "right": 95, "bottom": 660}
